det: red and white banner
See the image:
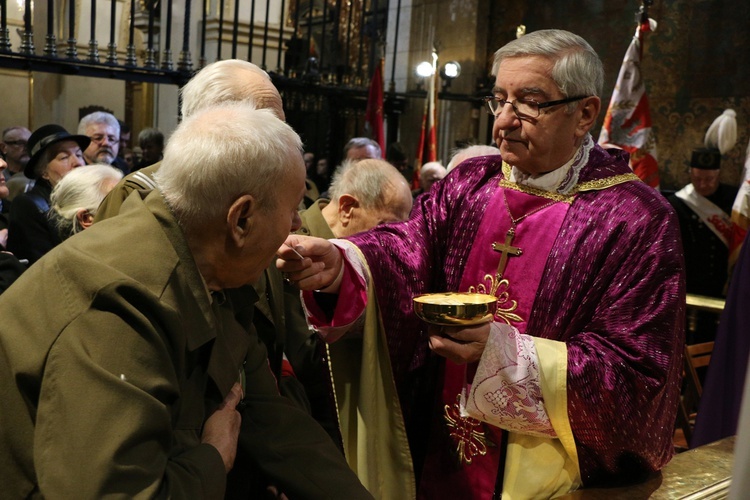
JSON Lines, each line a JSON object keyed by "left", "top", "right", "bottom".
{"left": 599, "top": 22, "right": 659, "bottom": 188}
{"left": 729, "top": 141, "right": 750, "bottom": 267}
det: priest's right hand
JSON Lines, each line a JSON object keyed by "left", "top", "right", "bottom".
{"left": 276, "top": 235, "right": 344, "bottom": 292}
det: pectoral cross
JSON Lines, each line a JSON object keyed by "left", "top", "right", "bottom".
{"left": 491, "top": 227, "right": 523, "bottom": 280}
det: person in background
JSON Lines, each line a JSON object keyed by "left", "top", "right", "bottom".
{"left": 668, "top": 110, "right": 738, "bottom": 343}
{"left": 298, "top": 158, "right": 413, "bottom": 239}
{"left": 6, "top": 124, "right": 89, "bottom": 264}
{"left": 413, "top": 161, "right": 447, "bottom": 198}
{"left": 287, "top": 157, "right": 415, "bottom": 498}
{"left": 278, "top": 29, "right": 684, "bottom": 498}
{"left": 1, "top": 164, "right": 122, "bottom": 294}
{"left": 343, "top": 137, "right": 381, "bottom": 162}
{"left": 387, "top": 141, "right": 412, "bottom": 182}
{"left": 121, "top": 147, "right": 136, "bottom": 172}
{"left": 315, "top": 158, "right": 330, "bottom": 190}
{"left": 117, "top": 120, "right": 131, "bottom": 156}
{"left": 668, "top": 113, "right": 737, "bottom": 299}
{"left": 0, "top": 153, "right": 9, "bottom": 246}
{"left": 94, "top": 59, "right": 366, "bottom": 497}
{"left": 0, "top": 154, "right": 27, "bottom": 293}
{"left": 446, "top": 144, "right": 501, "bottom": 172}
{"left": 1, "top": 126, "right": 34, "bottom": 200}
{"left": 48, "top": 164, "right": 123, "bottom": 240}
{"left": 78, "top": 111, "right": 129, "bottom": 174}
{"left": 303, "top": 151, "right": 315, "bottom": 172}
{"left": 135, "top": 127, "right": 165, "bottom": 171}
{"left": 318, "top": 138, "right": 383, "bottom": 201}
{"left": 301, "top": 151, "right": 320, "bottom": 208}
{"left": 0, "top": 104, "right": 371, "bottom": 499}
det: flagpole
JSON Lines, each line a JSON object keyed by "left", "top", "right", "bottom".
{"left": 428, "top": 47, "right": 438, "bottom": 163}
{"left": 598, "top": 4, "right": 659, "bottom": 188}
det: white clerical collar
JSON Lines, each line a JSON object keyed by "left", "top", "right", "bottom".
{"left": 508, "top": 134, "right": 594, "bottom": 195}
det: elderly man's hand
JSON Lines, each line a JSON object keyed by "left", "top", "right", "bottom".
{"left": 276, "top": 235, "right": 343, "bottom": 292}
{"left": 201, "top": 382, "right": 243, "bottom": 472}
{"left": 428, "top": 323, "right": 491, "bottom": 364}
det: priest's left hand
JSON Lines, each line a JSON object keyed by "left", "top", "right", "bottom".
{"left": 428, "top": 323, "right": 490, "bottom": 364}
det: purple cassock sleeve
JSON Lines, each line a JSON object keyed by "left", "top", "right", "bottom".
{"left": 347, "top": 148, "right": 686, "bottom": 485}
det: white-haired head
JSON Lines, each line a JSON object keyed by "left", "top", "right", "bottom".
{"left": 328, "top": 158, "right": 408, "bottom": 210}
{"left": 180, "top": 59, "right": 284, "bottom": 120}
{"left": 49, "top": 164, "right": 123, "bottom": 239}
{"left": 77, "top": 111, "right": 120, "bottom": 137}
{"left": 419, "top": 161, "right": 447, "bottom": 192}
{"left": 493, "top": 29, "right": 604, "bottom": 104}
{"left": 323, "top": 158, "right": 412, "bottom": 237}
{"left": 154, "top": 104, "right": 302, "bottom": 232}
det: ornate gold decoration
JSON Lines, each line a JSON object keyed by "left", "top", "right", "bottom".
{"left": 499, "top": 178, "right": 575, "bottom": 203}
{"left": 500, "top": 161, "right": 641, "bottom": 199}
{"left": 444, "top": 395, "right": 491, "bottom": 465}
{"left": 469, "top": 275, "right": 523, "bottom": 325}
{"left": 576, "top": 173, "right": 641, "bottom": 192}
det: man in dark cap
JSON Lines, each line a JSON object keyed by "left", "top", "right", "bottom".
{"left": 668, "top": 143, "right": 738, "bottom": 343}
{"left": 668, "top": 147, "right": 738, "bottom": 300}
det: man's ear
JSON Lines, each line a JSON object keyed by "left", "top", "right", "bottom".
{"left": 337, "top": 194, "right": 359, "bottom": 225}
{"left": 575, "top": 96, "right": 601, "bottom": 137}
{"left": 76, "top": 209, "right": 95, "bottom": 230}
{"left": 227, "top": 194, "right": 256, "bottom": 245}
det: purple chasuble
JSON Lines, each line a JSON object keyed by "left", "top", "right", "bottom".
{"left": 420, "top": 188, "right": 569, "bottom": 498}
{"left": 347, "top": 144, "right": 685, "bottom": 492}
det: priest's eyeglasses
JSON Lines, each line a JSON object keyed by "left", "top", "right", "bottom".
{"left": 483, "top": 95, "right": 589, "bottom": 119}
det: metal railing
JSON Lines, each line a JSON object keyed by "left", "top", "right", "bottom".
{"left": 0, "top": 0, "right": 389, "bottom": 87}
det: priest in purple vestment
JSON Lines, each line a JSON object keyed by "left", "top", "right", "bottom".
{"left": 278, "top": 29, "right": 685, "bottom": 499}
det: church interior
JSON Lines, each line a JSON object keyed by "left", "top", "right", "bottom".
{"left": 1, "top": 0, "right": 749, "bottom": 496}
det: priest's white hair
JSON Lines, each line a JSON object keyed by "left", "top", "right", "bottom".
{"left": 492, "top": 29, "right": 604, "bottom": 101}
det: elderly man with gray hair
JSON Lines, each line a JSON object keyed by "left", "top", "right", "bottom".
{"left": 278, "top": 29, "right": 684, "bottom": 498}
{"left": 300, "top": 158, "right": 413, "bottom": 239}
{"left": 285, "top": 158, "right": 415, "bottom": 499}
{"left": 0, "top": 104, "right": 370, "bottom": 498}
{"left": 343, "top": 137, "right": 382, "bottom": 162}
{"left": 95, "top": 59, "right": 284, "bottom": 221}
{"left": 77, "top": 111, "right": 126, "bottom": 170}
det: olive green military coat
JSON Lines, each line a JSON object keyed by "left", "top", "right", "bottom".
{"left": 0, "top": 191, "right": 370, "bottom": 499}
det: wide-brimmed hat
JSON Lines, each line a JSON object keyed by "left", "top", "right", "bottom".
{"left": 24, "top": 124, "right": 91, "bottom": 179}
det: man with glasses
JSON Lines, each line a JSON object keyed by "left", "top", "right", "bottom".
{"left": 278, "top": 29, "right": 685, "bottom": 498}
{"left": 1, "top": 126, "right": 34, "bottom": 200}
{"left": 78, "top": 111, "right": 130, "bottom": 174}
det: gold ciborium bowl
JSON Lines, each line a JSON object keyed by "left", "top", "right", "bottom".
{"left": 413, "top": 292, "right": 498, "bottom": 326}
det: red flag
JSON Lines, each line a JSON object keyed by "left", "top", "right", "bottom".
{"left": 413, "top": 52, "right": 438, "bottom": 189}
{"left": 365, "top": 58, "right": 385, "bottom": 158}
{"left": 599, "top": 23, "right": 659, "bottom": 188}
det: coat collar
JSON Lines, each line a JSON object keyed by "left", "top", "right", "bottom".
{"left": 298, "top": 199, "right": 336, "bottom": 239}
{"left": 121, "top": 190, "right": 256, "bottom": 397}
